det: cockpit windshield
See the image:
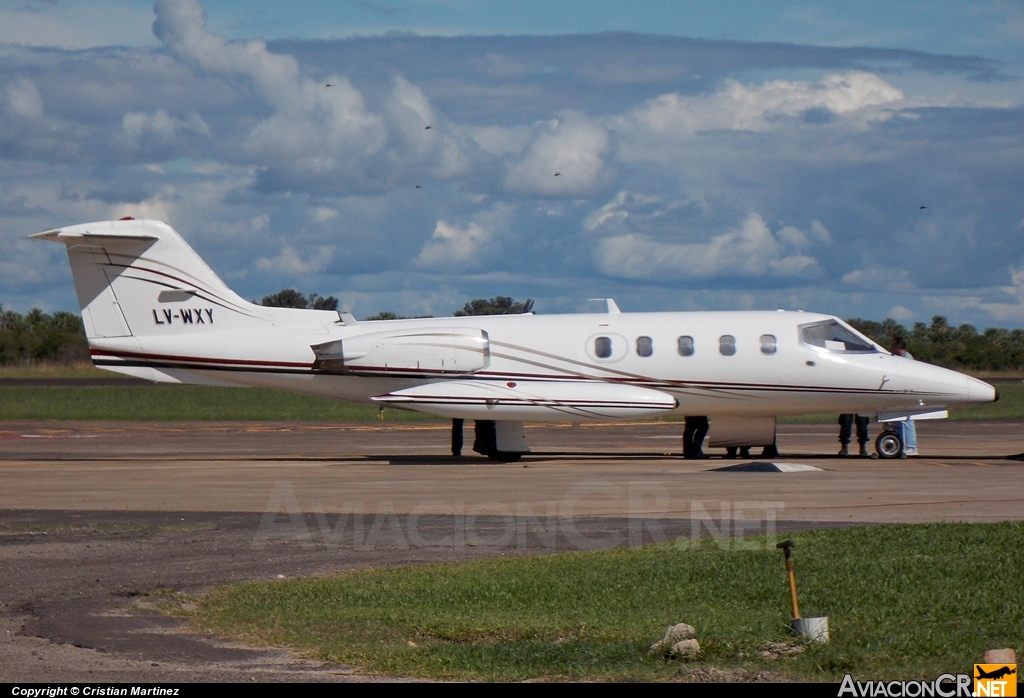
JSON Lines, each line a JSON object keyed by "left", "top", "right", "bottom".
{"left": 799, "top": 320, "right": 878, "bottom": 353}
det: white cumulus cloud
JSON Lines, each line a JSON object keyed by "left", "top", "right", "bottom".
{"left": 888, "top": 305, "right": 915, "bottom": 321}
{"left": 151, "top": 0, "right": 480, "bottom": 189}
{"left": 153, "top": 0, "right": 386, "bottom": 172}
{"left": 841, "top": 266, "right": 916, "bottom": 292}
{"left": 250, "top": 214, "right": 270, "bottom": 231}
{"left": 594, "top": 212, "right": 822, "bottom": 281}
{"left": 415, "top": 220, "right": 491, "bottom": 270}
{"left": 504, "top": 113, "right": 615, "bottom": 197}
{"left": 971, "top": 268, "right": 1024, "bottom": 322}
{"left": 583, "top": 191, "right": 668, "bottom": 234}
{"left": 626, "top": 71, "right": 904, "bottom": 137}
{"left": 308, "top": 206, "right": 339, "bottom": 224}
{"left": 121, "top": 109, "right": 210, "bottom": 141}
{"left": 256, "top": 242, "right": 335, "bottom": 276}
{"left": 381, "top": 76, "right": 475, "bottom": 180}
{"left": 111, "top": 195, "right": 175, "bottom": 223}
{"left": 6, "top": 78, "right": 44, "bottom": 119}
{"left": 414, "top": 204, "right": 514, "bottom": 271}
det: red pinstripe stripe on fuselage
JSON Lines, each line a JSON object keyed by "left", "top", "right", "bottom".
{"left": 89, "top": 348, "right": 945, "bottom": 397}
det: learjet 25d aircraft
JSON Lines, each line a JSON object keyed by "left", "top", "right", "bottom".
{"left": 33, "top": 218, "right": 998, "bottom": 460}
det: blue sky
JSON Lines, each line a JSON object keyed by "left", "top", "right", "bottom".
{"left": 5, "top": 1, "right": 1023, "bottom": 61}
{"left": 2, "top": 0, "right": 1024, "bottom": 327}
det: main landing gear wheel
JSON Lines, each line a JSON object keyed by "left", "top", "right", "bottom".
{"left": 875, "top": 431, "right": 904, "bottom": 459}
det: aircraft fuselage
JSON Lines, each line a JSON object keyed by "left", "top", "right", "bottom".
{"left": 86, "top": 309, "right": 993, "bottom": 420}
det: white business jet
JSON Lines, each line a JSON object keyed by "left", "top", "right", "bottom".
{"left": 33, "top": 218, "right": 997, "bottom": 461}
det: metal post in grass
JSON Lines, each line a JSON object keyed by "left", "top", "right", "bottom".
{"left": 776, "top": 539, "right": 829, "bottom": 642}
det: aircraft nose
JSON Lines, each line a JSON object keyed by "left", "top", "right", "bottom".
{"left": 965, "top": 376, "right": 998, "bottom": 405}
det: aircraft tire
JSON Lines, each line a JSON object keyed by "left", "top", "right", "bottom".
{"left": 875, "top": 431, "right": 903, "bottom": 459}
{"left": 488, "top": 451, "right": 523, "bottom": 463}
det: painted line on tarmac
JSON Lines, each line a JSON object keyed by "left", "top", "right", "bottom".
{"left": 792, "top": 497, "right": 1024, "bottom": 511}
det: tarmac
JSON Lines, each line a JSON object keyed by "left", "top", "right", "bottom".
{"left": 2, "top": 419, "right": 1023, "bottom": 682}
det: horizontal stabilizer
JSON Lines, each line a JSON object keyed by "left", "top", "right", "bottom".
{"left": 372, "top": 379, "right": 678, "bottom": 422}
{"left": 30, "top": 229, "right": 159, "bottom": 242}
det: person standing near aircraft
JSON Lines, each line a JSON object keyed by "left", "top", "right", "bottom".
{"left": 683, "top": 416, "right": 709, "bottom": 459}
{"left": 451, "top": 418, "right": 464, "bottom": 456}
{"left": 837, "top": 413, "right": 870, "bottom": 457}
{"left": 891, "top": 339, "right": 919, "bottom": 457}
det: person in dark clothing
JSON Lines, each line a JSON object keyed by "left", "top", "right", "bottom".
{"left": 838, "top": 413, "right": 870, "bottom": 457}
{"left": 473, "top": 419, "right": 496, "bottom": 456}
{"left": 683, "top": 416, "right": 710, "bottom": 459}
{"left": 451, "top": 418, "right": 464, "bottom": 456}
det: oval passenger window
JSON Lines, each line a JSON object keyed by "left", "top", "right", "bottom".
{"left": 636, "top": 336, "right": 653, "bottom": 357}
{"left": 594, "top": 336, "right": 613, "bottom": 359}
{"left": 677, "top": 336, "right": 694, "bottom": 356}
{"left": 719, "top": 335, "right": 736, "bottom": 356}
{"left": 760, "top": 334, "right": 777, "bottom": 355}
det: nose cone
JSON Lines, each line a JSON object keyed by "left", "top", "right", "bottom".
{"left": 965, "top": 376, "right": 998, "bottom": 405}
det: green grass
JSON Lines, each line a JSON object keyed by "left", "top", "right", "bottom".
{"left": 187, "top": 523, "right": 1023, "bottom": 682}
{"left": 0, "top": 385, "right": 441, "bottom": 421}
{"left": 0, "top": 361, "right": 107, "bottom": 379}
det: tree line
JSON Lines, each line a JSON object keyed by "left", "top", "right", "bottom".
{"left": 847, "top": 315, "right": 1024, "bottom": 372}
{"left": 0, "top": 305, "right": 89, "bottom": 365}
{"left": 4, "top": 295, "right": 1022, "bottom": 372}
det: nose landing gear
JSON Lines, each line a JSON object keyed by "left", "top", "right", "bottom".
{"left": 875, "top": 427, "right": 904, "bottom": 459}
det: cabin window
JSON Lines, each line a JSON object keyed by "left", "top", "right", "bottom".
{"left": 719, "top": 335, "right": 736, "bottom": 356}
{"left": 760, "top": 334, "right": 777, "bottom": 355}
{"left": 594, "top": 336, "right": 613, "bottom": 359}
{"left": 677, "top": 336, "right": 694, "bottom": 356}
{"left": 800, "top": 320, "right": 877, "bottom": 353}
{"left": 636, "top": 336, "right": 653, "bottom": 357}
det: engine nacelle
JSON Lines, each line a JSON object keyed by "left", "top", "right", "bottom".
{"left": 312, "top": 327, "right": 490, "bottom": 377}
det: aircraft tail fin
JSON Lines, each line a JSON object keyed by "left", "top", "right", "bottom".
{"left": 32, "top": 218, "right": 270, "bottom": 340}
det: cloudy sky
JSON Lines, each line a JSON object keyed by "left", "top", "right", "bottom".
{"left": 3, "top": 0, "right": 1024, "bottom": 327}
